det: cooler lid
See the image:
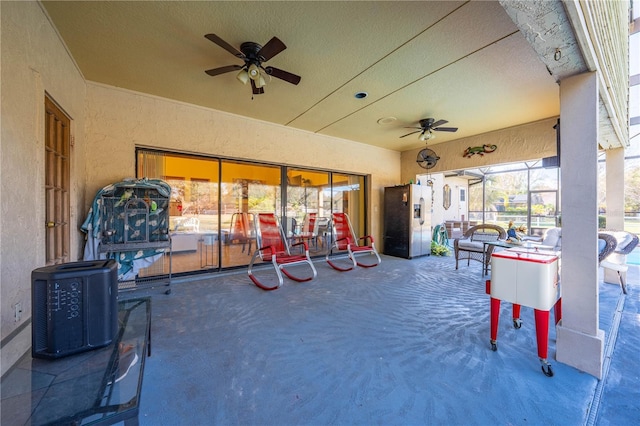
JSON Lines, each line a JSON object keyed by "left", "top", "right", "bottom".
{"left": 492, "top": 248, "right": 558, "bottom": 264}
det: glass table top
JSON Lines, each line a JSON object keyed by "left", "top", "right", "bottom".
{"left": 1, "top": 297, "right": 151, "bottom": 426}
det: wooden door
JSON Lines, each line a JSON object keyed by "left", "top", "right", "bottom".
{"left": 44, "top": 96, "right": 71, "bottom": 265}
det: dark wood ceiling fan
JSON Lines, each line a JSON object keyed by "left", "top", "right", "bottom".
{"left": 400, "top": 118, "right": 458, "bottom": 140}
{"left": 204, "top": 34, "right": 301, "bottom": 95}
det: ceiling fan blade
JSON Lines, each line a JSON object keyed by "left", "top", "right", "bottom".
{"left": 264, "top": 66, "right": 301, "bottom": 85}
{"left": 251, "top": 79, "right": 264, "bottom": 95}
{"left": 431, "top": 119, "right": 448, "bottom": 128}
{"left": 205, "top": 64, "right": 243, "bottom": 76}
{"left": 400, "top": 130, "right": 421, "bottom": 138}
{"left": 205, "top": 34, "right": 244, "bottom": 58}
{"left": 257, "top": 37, "right": 287, "bottom": 61}
{"left": 434, "top": 126, "right": 458, "bottom": 132}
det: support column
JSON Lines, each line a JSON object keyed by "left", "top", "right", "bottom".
{"left": 555, "top": 72, "right": 604, "bottom": 379}
{"left": 604, "top": 148, "right": 626, "bottom": 284}
{"left": 605, "top": 148, "right": 625, "bottom": 231}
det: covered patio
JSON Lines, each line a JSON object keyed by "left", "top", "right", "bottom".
{"left": 0, "top": 0, "right": 637, "bottom": 402}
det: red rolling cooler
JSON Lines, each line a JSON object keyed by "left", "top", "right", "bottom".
{"left": 31, "top": 260, "right": 118, "bottom": 359}
{"left": 488, "top": 248, "right": 561, "bottom": 376}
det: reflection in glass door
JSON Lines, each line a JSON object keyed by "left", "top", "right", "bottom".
{"left": 137, "top": 150, "right": 220, "bottom": 274}
{"left": 329, "top": 173, "right": 366, "bottom": 241}
{"left": 220, "top": 161, "right": 281, "bottom": 268}
{"left": 286, "top": 169, "right": 330, "bottom": 255}
{"left": 138, "top": 149, "right": 368, "bottom": 275}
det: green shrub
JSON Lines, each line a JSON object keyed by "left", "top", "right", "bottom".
{"left": 431, "top": 241, "right": 451, "bottom": 256}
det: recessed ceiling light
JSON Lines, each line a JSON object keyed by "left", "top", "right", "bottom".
{"left": 354, "top": 91, "right": 368, "bottom": 99}
{"left": 377, "top": 117, "right": 397, "bottom": 125}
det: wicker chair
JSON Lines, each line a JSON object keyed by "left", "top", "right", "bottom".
{"left": 598, "top": 232, "right": 617, "bottom": 262}
{"left": 599, "top": 230, "right": 639, "bottom": 294}
{"left": 454, "top": 224, "right": 507, "bottom": 270}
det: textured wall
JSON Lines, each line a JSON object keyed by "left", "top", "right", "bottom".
{"left": 84, "top": 83, "right": 401, "bottom": 250}
{"left": 400, "top": 117, "right": 558, "bottom": 182}
{"left": 1, "top": 2, "right": 87, "bottom": 375}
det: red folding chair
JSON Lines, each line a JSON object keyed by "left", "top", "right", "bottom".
{"left": 248, "top": 213, "right": 317, "bottom": 290}
{"left": 326, "top": 212, "right": 381, "bottom": 271}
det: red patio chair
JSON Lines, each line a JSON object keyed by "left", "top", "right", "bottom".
{"left": 298, "top": 213, "right": 319, "bottom": 249}
{"left": 326, "top": 212, "right": 381, "bottom": 271}
{"left": 228, "top": 212, "right": 254, "bottom": 254}
{"left": 248, "top": 213, "right": 317, "bottom": 290}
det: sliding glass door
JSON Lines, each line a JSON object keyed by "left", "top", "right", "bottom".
{"left": 137, "top": 151, "right": 220, "bottom": 273}
{"left": 285, "top": 168, "right": 330, "bottom": 254}
{"left": 137, "top": 148, "right": 368, "bottom": 277}
{"left": 220, "top": 160, "right": 281, "bottom": 268}
{"left": 330, "top": 173, "right": 366, "bottom": 239}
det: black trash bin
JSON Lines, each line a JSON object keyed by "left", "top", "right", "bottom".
{"left": 31, "top": 259, "right": 118, "bottom": 359}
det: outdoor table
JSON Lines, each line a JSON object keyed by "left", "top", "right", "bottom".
{"left": 2, "top": 298, "right": 151, "bottom": 425}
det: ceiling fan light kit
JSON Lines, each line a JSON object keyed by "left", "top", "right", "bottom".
{"left": 236, "top": 70, "right": 249, "bottom": 85}
{"left": 400, "top": 117, "right": 454, "bottom": 169}
{"left": 419, "top": 131, "right": 434, "bottom": 141}
{"left": 400, "top": 117, "right": 458, "bottom": 140}
{"left": 204, "top": 34, "right": 301, "bottom": 95}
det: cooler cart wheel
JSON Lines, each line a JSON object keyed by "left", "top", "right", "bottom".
{"left": 513, "top": 319, "right": 522, "bottom": 329}
{"left": 540, "top": 360, "right": 554, "bottom": 377}
{"left": 490, "top": 340, "right": 497, "bottom": 351}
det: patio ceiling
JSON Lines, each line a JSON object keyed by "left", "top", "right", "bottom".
{"left": 40, "top": 1, "right": 623, "bottom": 152}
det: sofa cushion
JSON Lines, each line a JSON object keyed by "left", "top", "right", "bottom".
{"left": 458, "top": 240, "right": 484, "bottom": 251}
{"left": 611, "top": 231, "right": 633, "bottom": 251}
{"left": 471, "top": 232, "right": 500, "bottom": 243}
{"left": 542, "top": 228, "right": 561, "bottom": 250}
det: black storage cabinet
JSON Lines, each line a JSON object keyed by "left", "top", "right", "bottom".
{"left": 31, "top": 260, "right": 118, "bottom": 359}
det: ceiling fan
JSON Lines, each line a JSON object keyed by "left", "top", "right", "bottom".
{"left": 416, "top": 148, "right": 440, "bottom": 169}
{"left": 204, "top": 34, "right": 301, "bottom": 95}
{"left": 400, "top": 118, "right": 458, "bottom": 141}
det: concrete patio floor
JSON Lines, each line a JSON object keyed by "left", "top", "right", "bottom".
{"left": 2, "top": 250, "right": 638, "bottom": 425}
{"left": 133, "top": 250, "right": 638, "bottom": 425}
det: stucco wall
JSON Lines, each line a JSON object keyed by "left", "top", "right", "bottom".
{"left": 400, "top": 117, "right": 558, "bottom": 181}
{"left": 1, "top": 2, "right": 87, "bottom": 375}
{"left": 84, "top": 82, "right": 401, "bottom": 254}
{"left": 0, "top": 1, "right": 400, "bottom": 375}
